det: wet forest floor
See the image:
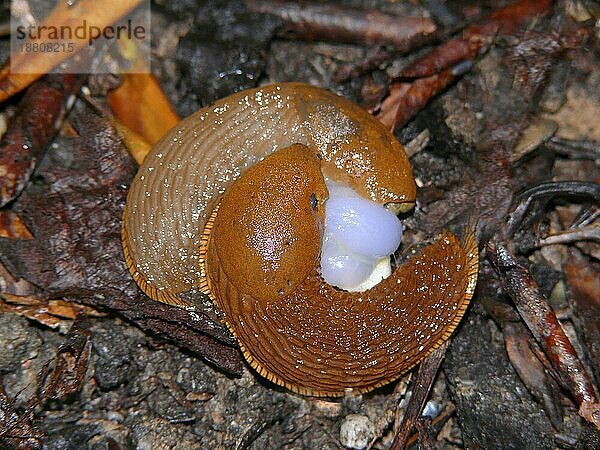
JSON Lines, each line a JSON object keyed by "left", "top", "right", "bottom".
{"left": 1, "top": 0, "right": 599, "bottom": 449}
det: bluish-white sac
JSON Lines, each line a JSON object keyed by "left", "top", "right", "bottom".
{"left": 320, "top": 180, "right": 403, "bottom": 291}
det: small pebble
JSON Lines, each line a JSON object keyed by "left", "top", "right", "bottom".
{"left": 422, "top": 400, "right": 442, "bottom": 419}
{"left": 339, "top": 414, "right": 375, "bottom": 450}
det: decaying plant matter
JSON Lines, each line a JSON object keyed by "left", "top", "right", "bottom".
{"left": 0, "top": 0, "right": 599, "bottom": 448}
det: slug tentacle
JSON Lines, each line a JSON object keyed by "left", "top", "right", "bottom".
{"left": 123, "top": 82, "right": 478, "bottom": 396}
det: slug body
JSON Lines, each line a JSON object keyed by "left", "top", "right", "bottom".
{"left": 206, "top": 143, "right": 328, "bottom": 303}
{"left": 123, "top": 83, "right": 478, "bottom": 396}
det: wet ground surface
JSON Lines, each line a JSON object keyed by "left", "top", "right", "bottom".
{"left": 1, "top": 0, "right": 599, "bottom": 448}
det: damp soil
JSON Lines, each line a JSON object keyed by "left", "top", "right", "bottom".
{"left": 1, "top": 1, "right": 599, "bottom": 449}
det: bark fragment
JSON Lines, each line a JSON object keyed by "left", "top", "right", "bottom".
{"left": 376, "top": 0, "right": 554, "bottom": 131}
{"left": 245, "top": 0, "right": 436, "bottom": 48}
{"left": 0, "top": 74, "right": 84, "bottom": 207}
{"left": 0, "top": 378, "right": 43, "bottom": 450}
{"left": 0, "top": 102, "right": 242, "bottom": 375}
{"left": 488, "top": 240, "right": 600, "bottom": 428}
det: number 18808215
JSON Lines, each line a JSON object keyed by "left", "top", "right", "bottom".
{"left": 20, "top": 42, "right": 75, "bottom": 53}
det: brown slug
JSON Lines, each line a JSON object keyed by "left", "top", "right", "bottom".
{"left": 122, "top": 82, "right": 478, "bottom": 396}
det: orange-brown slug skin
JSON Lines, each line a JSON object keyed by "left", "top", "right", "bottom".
{"left": 123, "top": 82, "right": 478, "bottom": 397}
{"left": 123, "top": 82, "right": 416, "bottom": 306}
{"left": 207, "top": 143, "right": 328, "bottom": 304}
{"left": 206, "top": 229, "right": 478, "bottom": 396}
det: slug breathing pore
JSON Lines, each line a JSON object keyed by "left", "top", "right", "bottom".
{"left": 122, "top": 82, "right": 479, "bottom": 397}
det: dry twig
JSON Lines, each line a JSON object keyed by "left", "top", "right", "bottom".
{"left": 487, "top": 240, "right": 600, "bottom": 428}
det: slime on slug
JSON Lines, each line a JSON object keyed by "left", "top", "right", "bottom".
{"left": 122, "top": 83, "right": 478, "bottom": 396}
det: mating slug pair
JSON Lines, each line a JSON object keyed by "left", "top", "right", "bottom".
{"left": 122, "top": 83, "right": 478, "bottom": 397}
